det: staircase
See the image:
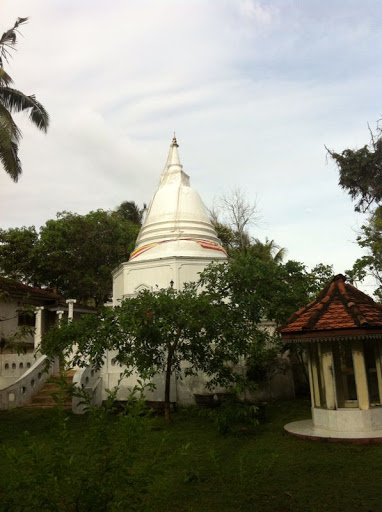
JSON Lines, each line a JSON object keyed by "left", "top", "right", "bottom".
{"left": 24, "top": 371, "right": 75, "bottom": 410}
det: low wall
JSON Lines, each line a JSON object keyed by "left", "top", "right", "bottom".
{"left": 101, "top": 351, "right": 295, "bottom": 406}
{"left": 0, "top": 352, "right": 37, "bottom": 389}
{"left": 313, "top": 407, "right": 382, "bottom": 433}
{"left": 0, "top": 355, "right": 59, "bottom": 409}
{"left": 72, "top": 365, "right": 103, "bottom": 414}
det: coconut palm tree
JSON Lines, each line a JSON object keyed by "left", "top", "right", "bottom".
{"left": 114, "top": 200, "right": 146, "bottom": 225}
{"left": 0, "top": 17, "right": 49, "bottom": 182}
{"left": 250, "top": 237, "right": 286, "bottom": 263}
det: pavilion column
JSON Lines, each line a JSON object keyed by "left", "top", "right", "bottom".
{"left": 308, "top": 345, "right": 321, "bottom": 408}
{"left": 34, "top": 306, "right": 44, "bottom": 350}
{"left": 320, "top": 343, "right": 336, "bottom": 410}
{"left": 375, "top": 341, "right": 382, "bottom": 404}
{"left": 352, "top": 340, "right": 369, "bottom": 410}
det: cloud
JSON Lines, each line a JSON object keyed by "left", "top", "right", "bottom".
{"left": 239, "top": 0, "right": 279, "bottom": 25}
{"left": 0, "top": 0, "right": 381, "bottom": 291}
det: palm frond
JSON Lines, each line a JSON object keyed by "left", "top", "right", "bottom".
{"left": 0, "top": 87, "right": 49, "bottom": 131}
{"left": 0, "top": 67, "right": 13, "bottom": 86}
{"left": 0, "top": 103, "right": 22, "bottom": 142}
{"left": 0, "top": 139, "right": 22, "bottom": 182}
{"left": 0, "top": 104, "right": 22, "bottom": 181}
{"left": 0, "top": 17, "right": 29, "bottom": 65}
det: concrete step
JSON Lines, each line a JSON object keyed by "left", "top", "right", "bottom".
{"left": 23, "top": 372, "right": 75, "bottom": 410}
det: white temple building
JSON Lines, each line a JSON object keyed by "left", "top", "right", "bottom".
{"left": 0, "top": 135, "right": 294, "bottom": 410}
{"left": 103, "top": 136, "right": 228, "bottom": 403}
{"left": 112, "top": 135, "right": 227, "bottom": 303}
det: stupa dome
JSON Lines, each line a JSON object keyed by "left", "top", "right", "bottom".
{"left": 130, "top": 136, "right": 226, "bottom": 262}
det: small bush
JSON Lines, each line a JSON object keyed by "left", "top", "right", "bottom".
{"left": 2, "top": 382, "right": 160, "bottom": 511}
{"left": 207, "top": 396, "right": 260, "bottom": 436}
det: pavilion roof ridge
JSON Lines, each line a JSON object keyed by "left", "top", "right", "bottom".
{"left": 280, "top": 274, "right": 382, "bottom": 335}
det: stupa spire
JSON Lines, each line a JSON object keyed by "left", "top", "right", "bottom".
{"left": 130, "top": 136, "right": 227, "bottom": 261}
{"left": 163, "top": 133, "right": 182, "bottom": 174}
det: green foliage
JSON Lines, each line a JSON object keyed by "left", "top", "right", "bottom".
{"left": 42, "top": 254, "right": 333, "bottom": 421}
{"left": 199, "top": 255, "right": 332, "bottom": 392}
{"left": 0, "top": 226, "right": 39, "bottom": 283}
{"left": 1, "top": 382, "right": 158, "bottom": 511}
{"left": 2, "top": 401, "right": 382, "bottom": 511}
{"left": 35, "top": 210, "right": 139, "bottom": 305}
{"left": 327, "top": 124, "right": 382, "bottom": 213}
{"left": 0, "top": 17, "right": 49, "bottom": 182}
{"left": 328, "top": 123, "right": 382, "bottom": 299}
{"left": 42, "top": 283, "right": 257, "bottom": 421}
{"left": 0, "top": 210, "right": 140, "bottom": 305}
{"left": 114, "top": 200, "right": 145, "bottom": 225}
{"left": 346, "top": 206, "right": 382, "bottom": 300}
{"left": 208, "top": 398, "right": 260, "bottom": 436}
{"left": 211, "top": 220, "right": 238, "bottom": 250}
{"left": 199, "top": 254, "right": 333, "bottom": 325}
{"left": 246, "top": 337, "right": 283, "bottom": 384}
{"left": 248, "top": 237, "right": 286, "bottom": 263}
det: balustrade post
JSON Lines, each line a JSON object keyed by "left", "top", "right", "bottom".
{"left": 34, "top": 307, "right": 44, "bottom": 350}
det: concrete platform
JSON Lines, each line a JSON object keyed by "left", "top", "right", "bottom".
{"left": 284, "top": 419, "right": 382, "bottom": 444}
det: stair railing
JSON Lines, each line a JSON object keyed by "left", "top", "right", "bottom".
{"left": 0, "top": 355, "right": 59, "bottom": 409}
{"left": 72, "top": 365, "right": 102, "bottom": 414}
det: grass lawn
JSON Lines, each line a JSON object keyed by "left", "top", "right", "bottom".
{"left": 1, "top": 399, "right": 382, "bottom": 511}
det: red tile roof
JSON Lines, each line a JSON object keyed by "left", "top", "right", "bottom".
{"left": 0, "top": 277, "right": 97, "bottom": 312}
{"left": 0, "top": 276, "right": 62, "bottom": 302}
{"left": 280, "top": 274, "right": 382, "bottom": 340}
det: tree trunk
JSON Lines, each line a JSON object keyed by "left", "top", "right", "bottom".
{"left": 164, "top": 347, "right": 174, "bottom": 423}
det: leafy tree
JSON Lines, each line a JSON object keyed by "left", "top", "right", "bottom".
{"left": 42, "top": 284, "right": 257, "bottom": 422}
{"left": 0, "top": 226, "right": 38, "bottom": 284}
{"left": 0, "top": 210, "right": 140, "bottom": 305}
{"left": 248, "top": 237, "right": 286, "bottom": 263}
{"left": 0, "top": 17, "right": 49, "bottom": 182}
{"left": 327, "top": 123, "right": 382, "bottom": 213}
{"left": 346, "top": 206, "right": 382, "bottom": 300}
{"left": 114, "top": 200, "right": 146, "bottom": 225}
{"left": 328, "top": 122, "right": 382, "bottom": 298}
{"left": 199, "top": 254, "right": 333, "bottom": 326}
{"left": 211, "top": 220, "right": 237, "bottom": 251}
{"left": 41, "top": 247, "right": 334, "bottom": 419}
{"left": 34, "top": 210, "right": 139, "bottom": 305}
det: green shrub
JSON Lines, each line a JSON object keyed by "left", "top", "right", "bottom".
{"left": 208, "top": 397, "right": 259, "bottom": 436}
{"left": 2, "top": 382, "right": 159, "bottom": 511}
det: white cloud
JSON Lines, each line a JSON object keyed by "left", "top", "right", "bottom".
{"left": 0, "top": 0, "right": 381, "bottom": 292}
{"left": 239, "top": 0, "right": 279, "bottom": 25}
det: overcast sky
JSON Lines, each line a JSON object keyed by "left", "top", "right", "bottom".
{"left": 1, "top": 1, "right": 381, "bottom": 292}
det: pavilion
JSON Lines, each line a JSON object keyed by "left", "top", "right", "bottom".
{"left": 281, "top": 274, "right": 382, "bottom": 442}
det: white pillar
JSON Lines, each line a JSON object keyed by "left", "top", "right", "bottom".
{"left": 321, "top": 343, "right": 336, "bottom": 410}
{"left": 66, "top": 299, "right": 77, "bottom": 322}
{"left": 56, "top": 309, "right": 64, "bottom": 327}
{"left": 309, "top": 345, "right": 321, "bottom": 408}
{"left": 66, "top": 299, "right": 77, "bottom": 368}
{"left": 34, "top": 306, "right": 44, "bottom": 350}
{"left": 352, "top": 341, "right": 370, "bottom": 411}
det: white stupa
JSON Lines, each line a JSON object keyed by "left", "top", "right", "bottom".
{"left": 112, "top": 135, "right": 227, "bottom": 303}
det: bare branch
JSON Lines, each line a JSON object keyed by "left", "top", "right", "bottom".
{"left": 211, "top": 188, "right": 261, "bottom": 250}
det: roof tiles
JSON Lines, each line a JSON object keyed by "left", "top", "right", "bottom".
{"left": 280, "top": 274, "right": 382, "bottom": 337}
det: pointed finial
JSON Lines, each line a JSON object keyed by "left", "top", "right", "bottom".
{"left": 171, "top": 133, "right": 179, "bottom": 147}
{"left": 161, "top": 132, "right": 182, "bottom": 176}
